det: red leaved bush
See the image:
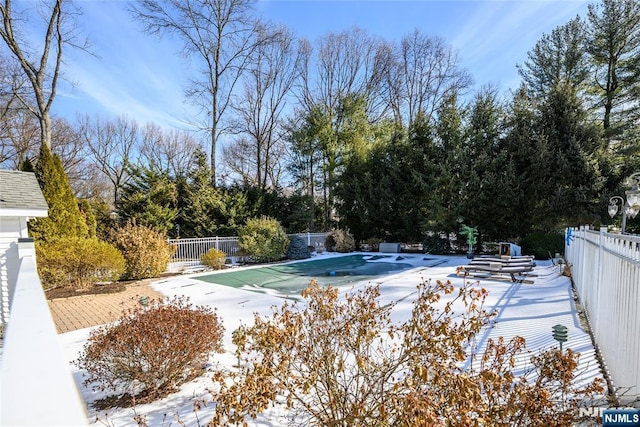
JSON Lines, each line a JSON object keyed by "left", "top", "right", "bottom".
{"left": 75, "top": 296, "right": 224, "bottom": 404}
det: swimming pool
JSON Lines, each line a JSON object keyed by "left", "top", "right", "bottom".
{"left": 195, "top": 254, "right": 416, "bottom": 295}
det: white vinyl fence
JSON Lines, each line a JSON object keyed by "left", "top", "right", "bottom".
{"left": 565, "top": 226, "right": 640, "bottom": 404}
{"left": 167, "top": 233, "right": 329, "bottom": 272}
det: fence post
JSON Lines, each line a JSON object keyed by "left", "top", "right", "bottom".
{"left": 598, "top": 226, "right": 607, "bottom": 299}
{"left": 307, "top": 232, "right": 311, "bottom": 246}
{"left": 579, "top": 226, "right": 586, "bottom": 293}
{"left": 216, "top": 236, "right": 219, "bottom": 251}
{"left": 595, "top": 226, "right": 606, "bottom": 326}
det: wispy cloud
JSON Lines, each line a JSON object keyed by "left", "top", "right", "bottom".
{"left": 56, "top": 2, "right": 197, "bottom": 128}
{"left": 52, "top": 0, "right": 593, "bottom": 126}
{"left": 450, "top": 1, "right": 590, "bottom": 89}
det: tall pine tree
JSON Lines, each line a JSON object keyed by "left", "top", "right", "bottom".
{"left": 534, "top": 83, "right": 604, "bottom": 229}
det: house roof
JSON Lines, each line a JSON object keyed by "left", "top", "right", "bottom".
{"left": 0, "top": 170, "right": 48, "bottom": 217}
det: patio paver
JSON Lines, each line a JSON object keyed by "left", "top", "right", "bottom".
{"left": 47, "top": 281, "right": 165, "bottom": 333}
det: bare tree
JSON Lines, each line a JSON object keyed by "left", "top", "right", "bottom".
{"left": 129, "top": 0, "right": 261, "bottom": 185}
{"left": 140, "top": 122, "right": 202, "bottom": 179}
{"left": 0, "top": 0, "right": 86, "bottom": 149}
{"left": 0, "top": 106, "right": 39, "bottom": 168}
{"left": 78, "top": 115, "right": 140, "bottom": 205}
{"left": 50, "top": 116, "right": 88, "bottom": 190}
{"left": 222, "top": 136, "right": 259, "bottom": 186}
{"left": 298, "top": 27, "right": 389, "bottom": 119}
{"left": 54, "top": 118, "right": 110, "bottom": 200}
{"left": 1, "top": 19, "right": 37, "bottom": 167}
{"left": 223, "top": 134, "right": 288, "bottom": 188}
{"left": 226, "top": 25, "right": 301, "bottom": 190}
{"left": 387, "top": 29, "right": 473, "bottom": 126}
{"left": 291, "top": 28, "right": 390, "bottom": 229}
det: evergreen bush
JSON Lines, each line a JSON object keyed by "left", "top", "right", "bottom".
{"left": 110, "top": 222, "right": 175, "bottom": 280}
{"left": 325, "top": 229, "right": 355, "bottom": 253}
{"left": 78, "top": 198, "right": 97, "bottom": 238}
{"left": 36, "top": 237, "right": 125, "bottom": 290}
{"left": 201, "top": 248, "right": 227, "bottom": 269}
{"left": 74, "top": 296, "right": 224, "bottom": 403}
{"left": 520, "top": 232, "right": 564, "bottom": 259}
{"left": 287, "top": 236, "right": 311, "bottom": 260}
{"left": 238, "top": 216, "right": 288, "bottom": 262}
{"left": 29, "top": 144, "right": 89, "bottom": 242}
{"left": 116, "top": 165, "right": 178, "bottom": 235}
{"left": 422, "top": 234, "right": 452, "bottom": 255}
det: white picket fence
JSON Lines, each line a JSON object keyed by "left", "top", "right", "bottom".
{"left": 167, "top": 233, "right": 329, "bottom": 272}
{"left": 565, "top": 226, "right": 640, "bottom": 405}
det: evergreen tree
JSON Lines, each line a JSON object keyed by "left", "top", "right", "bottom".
{"left": 518, "top": 17, "right": 590, "bottom": 99}
{"left": 432, "top": 92, "right": 467, "bottom": 234}
{"left": 20, "top": 157, "right": 35, "bottom": 173}
{"left": 501, "top": 86, "right": 543, "bottom": 236}
{"left": 29, "top": 143, "right": 89, "bottom": 242}
{"left": 117, "top": 165, "right": 178, "bottom": 235}
{"left": 177, "top": 150, "right": 225, "bottom": 237}
{"left": 533, "top": 83, "right": 604, "bottom": 230}
{"left": 333, "top": 151, "right": 372, "bottom": 242}
{"left": 379, "top": 131, "right": 431, "bottom": 242}
{"left": 335, "top": 116, "right": 439, "bottom": 243}
{"left": 213, "top": 187, "right": 251, "bottom": 236}
{"left": 335, "top": 133, "right": 406, "bottom": 243}
{"left": 289, "top": 95, "right": 384, "bottom": 232}
{"left": 287, "top": 107, "right": 329, "bottom": 232}
{"left": 587, "top": 0, "right": 640, "bottom": 136}
{"left": 459, "top": 87, "right": 515, "bottom": 241}
{"left": 408, "top": 111, "right": 442, "bottom": 234}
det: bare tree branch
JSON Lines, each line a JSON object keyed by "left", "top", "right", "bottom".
{"left": 0, "top": 0, "right": 87, "bottom": 149}
{"left": 129, "top": 0, "right": 261, "bottom": 185}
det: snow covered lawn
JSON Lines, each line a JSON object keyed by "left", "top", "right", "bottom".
{"left": 60, "top": 253, "right": 605, "bottom": 426}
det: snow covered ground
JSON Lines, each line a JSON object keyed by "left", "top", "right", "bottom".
{"left": 59, "top": 253, "right": 605, "bottom": 426}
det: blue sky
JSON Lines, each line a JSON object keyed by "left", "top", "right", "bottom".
{"left": 52, "top": 0, "right": 592, "bottom": 129}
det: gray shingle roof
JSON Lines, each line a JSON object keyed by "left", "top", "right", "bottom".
{"left": 0, "top": 170, "right": 49, "bottom": 213}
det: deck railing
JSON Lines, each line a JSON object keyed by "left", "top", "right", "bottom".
{"left": 0, "top": 240, "right": 88, "bottom": 425}
{"left": 167, "top": 233, "right": 329, "bottom": 271}
{"left": 565, "top": 226, "right": 640, "bottom": 405}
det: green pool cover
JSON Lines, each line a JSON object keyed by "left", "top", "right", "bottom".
{"left": 195, "top": 254, "right": 414, "bottom": 295}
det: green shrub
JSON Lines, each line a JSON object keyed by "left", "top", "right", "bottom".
{"left": 520, "top": 232, "right": 564, "bottom": 260}
{"left": 325, "top": 229, "right": 355, "bottom": 253}
{"left": 482, "top": 241, "right": 499, "bottom": 255}
{"left": 201, "top": 248, "right": 227, "bottom": 269}
{"left": 36, "top": 237, "right": 125, "bottom": 290}
{"left": 74, "top": 296, "right": 224, "bottom": 403}
{"left": 238, "top": 216, "right": 288, "bottom": 262}
{"left": 287, "top": 235, "right": 311, "bottom": 260}
{"left": 422, "top": 234, "right": 452, "bottom": 255}
{"left": 110, "top": 222, "right": 175, "bottom": 280}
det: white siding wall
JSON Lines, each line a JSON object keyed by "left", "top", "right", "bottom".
{"left": 0, "top": 217, "right": 23, "bottom": 324}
